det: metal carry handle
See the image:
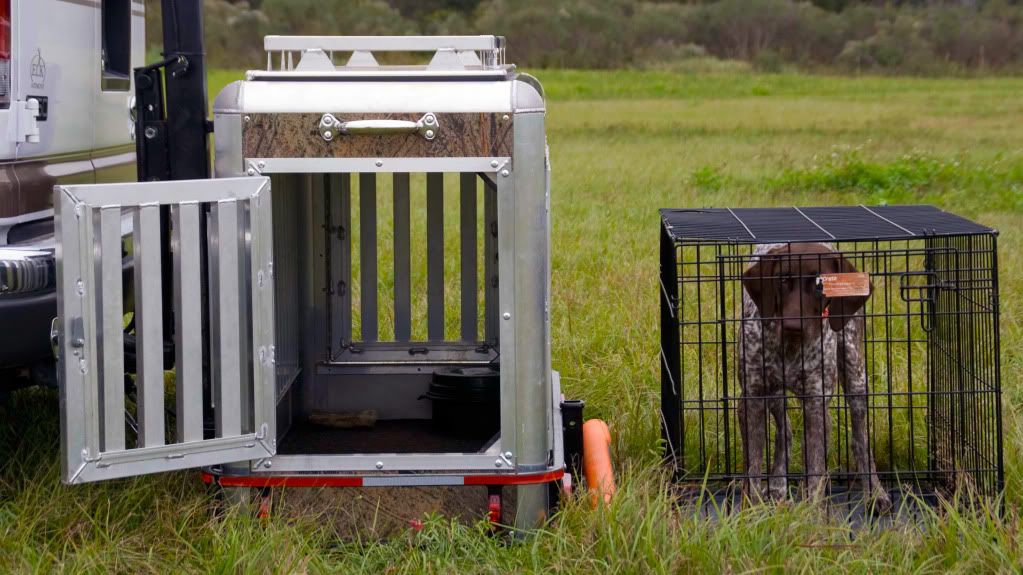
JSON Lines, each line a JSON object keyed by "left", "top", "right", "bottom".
{"left": 319, "top": 113, "right": 439, "bottom": 142}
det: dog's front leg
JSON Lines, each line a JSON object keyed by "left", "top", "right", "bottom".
{"left": 739, "top": 391, "right": 768, "bottom": 503}
{"left": 840, "top": 329, "right": 892, "bottom": 511}
{"left": 801, "top": 390, "right": 830, "bottom": 501}
{"left": 768, "top": 396, "right": 791, "bottom": 500}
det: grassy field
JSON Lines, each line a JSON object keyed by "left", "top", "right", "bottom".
{"left": 2, "top": 69, "right": 1023, "bottom": 572}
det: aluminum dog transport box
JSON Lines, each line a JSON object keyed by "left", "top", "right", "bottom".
{"left": 660, "top": 205, "right": 1003, "bottom": 512}
{"left": 53, "top": 36, "right": 582, "bottom": 530}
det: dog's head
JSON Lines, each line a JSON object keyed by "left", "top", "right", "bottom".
{"left": 742, "top": 243, "right": 871, "bottom": 339}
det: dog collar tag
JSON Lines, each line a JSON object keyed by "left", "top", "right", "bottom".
{"left": 817, "top": 272, "right": 870, "bottom": 297}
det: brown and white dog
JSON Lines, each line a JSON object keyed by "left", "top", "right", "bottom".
{"left": 739, "top": 243, "right": 890, "bottom": 509}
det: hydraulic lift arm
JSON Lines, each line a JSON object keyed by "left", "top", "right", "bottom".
{"left": 135, "top": 0, "right": 211, "bottom": 182}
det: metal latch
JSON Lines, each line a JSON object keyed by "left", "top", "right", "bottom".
{"left": 8, "top": 98, "right": 41, "bottom": 144}
{"left": 50, "top": 317, "right": 60, "bottom": 360}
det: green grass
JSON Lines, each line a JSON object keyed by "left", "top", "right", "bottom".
{"left": 3, "top": 69, "right": 1023, "bottom": 572}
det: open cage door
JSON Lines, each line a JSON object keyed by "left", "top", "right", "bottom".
{"left": 54, "top": 177, "right": 276, "bottom": 484}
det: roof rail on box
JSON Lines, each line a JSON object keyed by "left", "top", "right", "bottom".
{"left": 262, "top": 35, "right": 507, "bottom": 73}
{"left": 264, "top": 35, "right": 504, "bottom": 52}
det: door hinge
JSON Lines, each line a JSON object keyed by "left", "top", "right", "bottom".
{"left": 8, "top": 98, "right": 41, "bottom": 144}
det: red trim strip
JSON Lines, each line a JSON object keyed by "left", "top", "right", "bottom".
{"left": 200, "top": 469, "right": 563, "bottom": 488}
{"left": 463, "top": 469, "right": 564, "bottom": 486}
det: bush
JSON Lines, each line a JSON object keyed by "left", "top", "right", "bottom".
{"left": 681, "top": 0, "right": 840, "bottom": 64}
{"left": 204, "top": 1, "right": 268, "bottom": 69}
{"left": 474, "top": 0, "right": 637, "bottom": 69}
{"left": 140, "top": 0, "right": 1023, "bottom": 74}
{"left": 924, "top": 2, "right": 1023, "bottom": 70}
{"left": 837, "top": 14, "right": 943, "bottom": 74}
{"left": 259, "top": 0, "right": 414, "bottom": 36}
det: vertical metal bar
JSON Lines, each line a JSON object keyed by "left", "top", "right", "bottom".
{"left": 507, "top": 112, "right": 552, "bottom": 530}
{"left": 393, "top": 173, "right": 411, "bottom": 342}
{"left": 459, "top": 173, "right": 478, "bottom": 342}
{"left": 237, "top": 199, "right": 253, "bottom": 435}
{"left": 172, "top": 203, "right": 203, "bottom": 443}
{"left": 250, "top": 183, "right": 276, "bottom": 444}
{"left": 659, "top": 223, "right": 681, "bottom": 467}
{"left": 991, "top": 235, "right": 1004, "bottom": 495}
{"left": 717, "top": 252, "right": 729, "bottom": 477}
{"left": 904, "top": 246, "right": 915, "bottom": 472}
{"left": 97, "top": 207, "right": 125, "bottom": 452}
{"left": 304, "top": 175, "right": 328, "bottom": 417}
{"left": 337, "top": 171, "right": 353, "bottom": 347}
{"left": 359, "top": 173, "right": 378, "bottom": 342}
{"left": 326, "top": 175, "right": 341, "bottom": 353}
{"left": 213, "top": 200, "right": 242, "bottom": 437}
{"left": 483, "top": 178, "right": 499, "bottom": 342}
{"left": 133, "top": 204, "right": 166, "bottom": 447}
{"left": 79, "top": 204, "right": 101, "bottom": 462}
{"left": 496, "top": 162, "right": 517, "bottom": 486}
{"left": 56, "top": 191, "right": 89, "bottom": 482}
{"left": 427, "top": 173, "right": 445, "bottom": 341}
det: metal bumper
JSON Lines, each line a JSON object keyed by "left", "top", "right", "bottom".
{"left": 0, "top": 246, "right": 134, "bottom": 370}
{"left": 0, "top": 246, "right": 56, "bottom": 296}
{"left": 0, "top": 246, "right": 57, "bottom": 367}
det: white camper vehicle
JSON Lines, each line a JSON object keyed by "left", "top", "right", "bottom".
{"left": 0, "top": 0, "right": 144, "bottom": 390}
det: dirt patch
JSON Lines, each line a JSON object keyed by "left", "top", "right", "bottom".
{"left": 271, "top": 485, "right": 518, "bottom": 539}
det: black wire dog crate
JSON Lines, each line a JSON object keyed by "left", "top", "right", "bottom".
{"left": 660, "top": 205, "right": 1003, "bottom": 506}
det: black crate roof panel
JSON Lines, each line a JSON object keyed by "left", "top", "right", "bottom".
{"left": 660, "top": 205, "right": 995, "bottom": 243}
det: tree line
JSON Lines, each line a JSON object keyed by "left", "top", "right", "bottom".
{"left": 145, "top": 0, "right": 1023, "bottom": 74}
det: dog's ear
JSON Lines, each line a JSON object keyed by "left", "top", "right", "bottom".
{"left": 742, "top": 256, "right": 779, "bottom": 319}
{"left": 826, "top": 253, "right": 872, "bottom": 332}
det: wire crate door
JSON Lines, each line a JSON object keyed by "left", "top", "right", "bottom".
{"left": 54, "top": 177, "right": 277, "bottom": 484}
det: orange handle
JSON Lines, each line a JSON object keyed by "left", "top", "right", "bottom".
{"left": 582, "top": 419, "right": 616, "bottom": 508}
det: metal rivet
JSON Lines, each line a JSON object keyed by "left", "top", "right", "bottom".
{"left": 264, "top": 461, "right": 272, "bottom": 468}
{"left": 490, "top": 160, "right": 499, "bottom": 168}
{"left": 425, "top": 129, "right": 435, "bottom": 139}
{"left": 323, "top": 130, "right": 333, "bottom": 140}
{"left": 502, "top": 114, "right": 510, "bottom": 121}
{"left": 500, "top": 169, "right": 510, "bottom": 177}
{"left": 257, "top": 161, "right": 266, "bottom": 169}
{"left": 494, "top": 460, "right": 503, "bottom": 468}
{"left": 244, "top": 115, "right": 251, "bottom": 122}
{"left": 375, "top": 461, "right": 384, "bottom": 470}
{"left": 247, "top": 168, "right": 256, "bottom": 176}
{"left": 502, "top": 312, "right": 511, "bottom": 320}
{"left": 375, "top": 160, "right": 383, "bottom": 167}
{"left": 503, "top": 451, "right": 513, "bottom": 458}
